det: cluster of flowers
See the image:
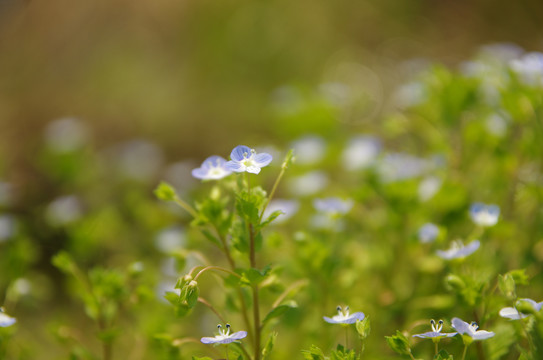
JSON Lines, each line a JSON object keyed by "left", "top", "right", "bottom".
{"left": 419, "top": 202, "right": 500, "bottom": 260}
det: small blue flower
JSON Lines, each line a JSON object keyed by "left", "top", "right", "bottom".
{"left": 200, "top": 323, "right": 247, "bottom": 345}
{"left": 451, "top": 318, "right": 494, "bottom": 341}
{"left": 412, "top": 319, "right": 457, "bottom": 340}
{"left": 313, "top": 197, "right": 354, "bottom": 215}
{"left": 469, "top": 202, "right": 500, "bottom": 227}
{"left": 499, "top": 298, "right": 543, "bottom": 320}
{"left": 191, "top": 156, "right": 232, "bottom": 180}
{"left": 418, "top": 223, "right": 439, "bottom": 243}
{"left": 323, "top": 306, "right": 365, "bottom": 325}
{"left": 0, "top": 308, "right": 16, "bottom": 327}
{"left": 436, "top": 240, "right": 480, "bottom": 260}
{"left": 225, "top": 145, "right": 273, "bottom": 174}
{"left": 263, "top": 199, "right": 300, "bottom": 224}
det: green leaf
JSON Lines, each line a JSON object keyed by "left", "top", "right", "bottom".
{"left": 51, "top": 251, "right": 77, "bottom": 275}
{"left": 192, "top": 357, "right": 213, "bottom": 360}
{"left": 262, "top": 332, "right": 277, "bottom": 360}
{"left": 385, "top": 330, "right": 412, "bottom": 356}
{"left": 508, "top": 269, "right": 530, "bottom": 286}
{"left": 356, "top": 317, "right": 371, "bottom": 340}
{"left": 498, "top": 273, "right": 516, "bottom": 299}
{"left": 240, "top": 265, "right": 272, "bottom": 286}
{"left": 433, "top": 349, "right": 453, "bottom": 360}
{"left": 164, "top": 291, "right": 181, "bottom": 306}
{"left": 154, "top": 181, "right": 177, "bottom": 201}
{"left": 262, "top": 300, "right": 298, "bottom": 325}
{"left": 258, "top": 210, "right": 283, "bottom": 230}
{"left": 301, "top": 345, "right": 326, "bottom": 360}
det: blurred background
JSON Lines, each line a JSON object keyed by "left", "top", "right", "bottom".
{"left": 1, "top": 0, "right": 543, "bottom": 359}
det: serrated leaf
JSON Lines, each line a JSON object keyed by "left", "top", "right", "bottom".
{"left": 385, "top": 331, "right": 412, "bottom": 356}
{"left": 301, "top": 345, "right": 326, "bottom": 360}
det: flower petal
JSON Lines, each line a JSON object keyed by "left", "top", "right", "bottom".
{"left": 253, "top": 153, "right": 273, "bottom": 167}
{"left": 451, "top": 318, "right": 470, "bottom": 335}
{"left": 225, "top": 161, "right": 245, "bottom": 172}
{"left": 245, "top": 166, "right": 261, "bottom": 174}
{"left": 191, "top": 168, "right": 208, "bottom": 179}
{"left": 473, "top": 330, "right": 495, "bottom": 340}
{"left": 204, "top": 155, "right": 227, "bottom": 168}
{"left": 200, "top": 337, "right": 218, "bottom": 344}
{"left": 459, "top": 240, "right": 480, "bottom": 257}
{"left": 231, "top": 145, "right": 252, "bottom": 161}
{"left": 229, "top": 331, "right": 248, "bottom": 340}
{"left": 499, "top": 307, "right": 524, "bottom": 320}
{"left": 323, "top": 316, "right": 339, "bottom": 324}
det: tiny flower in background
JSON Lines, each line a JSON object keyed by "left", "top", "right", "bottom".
{"left": 313, "top": 197, "right": 354, "bottom": 216}
{"left": 418, "top": 176, "right": 442, "bottom": 202}
{"left": 290, "top": 135, "right": 326, "bottom": 165}
{"left": 225, "top": 145, "right": 273, "bottom": 174}
{"left": 510, "top": 52, "right": 543, "bottom": 87}
{"left": 323, "top": 306, "right": 365, "bottom": 325}
{"left": 436, "top": 240, "right": 480, "bottom": 260}
{"left": 191, "top": 156, "right": 232, "bottom": 180}
{"left": 418, "top": 223, "right": 440, "bottom": 243}
{"left": 201, "top": 323, "right": 247, "bottom": 344}
{"left": 0, "top": 308, "right": 16, "bottom": 327}
{"left": 287, "top": 171, "right": 329, "bottom": 196}
{"left": 341, "top": 135, "right": 381, "bottom": 171}
{"left": 44, "top": 117, "right": 90, "bottom": 153}
{"left": 262, "top": 199, "right": 300, "bottom": 224}
{"left": 451, "top": 318, "right": 494, "bottom": 341}
{"left": 0, "top": 215, "right": 16, "bottom": 242}
{"left": 412, "top": 319, "right": 457, "bottom": 340}
{"left": 469, "top": 203, "right": 500, "bottom": 227}
{"left": 499, "top": 298, "right": 543, "bottom": 320}
{"left": 45, "top": 195, "right": 83, "bottom": 226}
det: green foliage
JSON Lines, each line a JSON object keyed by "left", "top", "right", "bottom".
{"left": 434, "top": 349, "right": 453, "bottom": 360}
{"left": 262, "top": 332, "right": 277, "bottom": 360}
{"left": 302, "top": 345, "right": 326, "bottom": 360}
{"left": 154, "top": 181, "right": 178, "bottom": 202}
{"left": 262, "top": 300, "right": 297, "bottom": 326}
{"left": 355, "top": 317, "right": 371, "bottom": 340}
{"left": 385, "top": 331, "right": 412, "bottom": 357}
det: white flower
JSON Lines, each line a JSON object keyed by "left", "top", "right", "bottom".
{"left": 225, "top": 145, "right": 272, "bottom": 175}
{"left": 290, "top": 135, "right": 326, "bottom": 165}
{"left": 191, "top": 156, "right": 232, "bottom": 180}
{"left": 342, "top": 136, "right": 381, "bottom": 171}
{"left": 263, "top": 199, "right": 300, "bottom": 224}
{"left": 0, "top": 309, "right": 16, "bottom": 327}
{"left": 469, "top": 203, "right": 500, "bottom": 227}
{"left": 412, "top": 320, "right": 457, "bottom": 340}
{"left": 201, "top": 324, "right": 247, "bottom": 344}
{"left": 499, "top": 298, "right": 543, "bottom": 320}
{"left": 313, "top": 197, "right": 353, "bottom": 215}
{"left": 436, "top": 240, "right": 480, "bottom": 260}
{"left": 418, "top": 223, "right": 439, "bottom": 243}
{"left": 323, "top": 306, "right": 365, "bottom": 325}
{"left": 451, "top": 318, "right": 494, "bottom": 341}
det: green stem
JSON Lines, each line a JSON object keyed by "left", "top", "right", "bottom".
{"left": 345, "top": 326, "right": 349, "bottom": 349}
{"left": 173, "top": 196, "right": 198, "bottom": 218}
{"left": 197, "top": 297, "right": 227, "bottom": 323}
{"left": 461, "top": 344, "right": 469, "bottom": 360}
{"left": 193, "top": 266, "right": 241, "bottom": 281}
{"left": 259, "top": 151, "right": 292, "bottom": 222}
{"left": 435, "top": 342, "right": 438, "bottom": 357}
